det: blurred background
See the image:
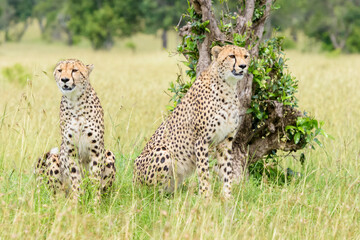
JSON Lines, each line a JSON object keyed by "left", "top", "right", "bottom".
{"left": 0, "top": 0, "right": 359, "bottom": 52}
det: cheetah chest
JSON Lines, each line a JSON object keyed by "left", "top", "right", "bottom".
{"left": 67, "top": 116, "right": 91, "bottom": 162}
{"left": 212, "top": 102, "right": 239, "bottom": 144}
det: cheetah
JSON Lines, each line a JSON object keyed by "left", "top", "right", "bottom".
{"left": 35, "top": 59, "right": 116, "bottom": 200}
{"left": 134, "top": 45, "right": 250, "bottom": 199}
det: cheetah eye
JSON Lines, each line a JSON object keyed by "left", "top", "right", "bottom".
{"left": 244, "top": 55, "right": 249, "bottom": 59}
{"left": 72, "top": 69, "right": 78, "bottom": 73}
{"left": 229, "top": 55, "right": 235, "bottom": 59}
{"left": 58, "top": 69, "right": 62, "bottom": 73}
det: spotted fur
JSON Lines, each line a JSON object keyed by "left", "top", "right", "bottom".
{"left": 35, "top": 148, "right": 116, "bottom": 195}
{"left": 34, "top": 148, "right": 64, "bottom": 194}
{"left": 134, "top": 45, "right": 250, "bottom": 199}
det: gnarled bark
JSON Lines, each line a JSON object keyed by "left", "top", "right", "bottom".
{"left": 190, "top": 0, "right": 226, "bottom": 77}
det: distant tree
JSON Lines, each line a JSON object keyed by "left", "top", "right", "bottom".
{"left": 303, "top": 0, "right": 360, "bottom": 52}
{"left": 1, "top": 0, "right": 34, "bottom": 41}
{"left": 33, "top": 0, "right": 49, "bottom": 34}
{"left": 67, "top": 0, "right": 143, "bottom": 49}
{"left": 33, "top": 0, "right": 60, "bottom": 35}
{"left": 32, "top": 0, "right": 74, "bottom": 45}
{"left": 270, "top": 0, "right": 307, "bottom": 42}
{"left": 271, "top": 0, "right": 360, "bottom": 52}
{"left": 344, "top": 6, "right": 360, "bottom": 53}
{"left": 141, "top": 0, "right": 186, "bottom": 49}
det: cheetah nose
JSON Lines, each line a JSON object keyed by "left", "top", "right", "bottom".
{"left": 61, "top": 78, "right": 70, "bottom": 83}
{"left": 239, "top": 64, "right": 247, "bottom": 69}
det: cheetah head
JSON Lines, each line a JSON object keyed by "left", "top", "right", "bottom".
{"left": 211, "top": 45, "right": 250, "bottom": 83}
{"left": 53, "top": 59, "right": 94, "bottom": 95}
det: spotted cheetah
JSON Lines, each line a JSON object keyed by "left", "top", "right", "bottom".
{"left": 134, "top": 45, "right": 250, "bottom": 199}
{"left": 35, "top": 59, "right": 116, "bottom": 200}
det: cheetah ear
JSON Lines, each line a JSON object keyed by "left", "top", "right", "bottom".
{"left": 86, "top": 64, "right": 94, "bottom": 75}
{"left": 211, "top": 46, "right": 223, "bottom": 59}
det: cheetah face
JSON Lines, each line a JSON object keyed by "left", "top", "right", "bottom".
{"left": 211, "top": 45, "right": 250, "bottom": 83}
{"left": 53, "top": 59, "right": 94, "bottom": 95}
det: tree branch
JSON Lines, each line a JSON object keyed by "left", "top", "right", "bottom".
{"left": 248, "top": 131, "right": 303, "bottom": 163}
{"left": 178, "top": 22, "right": 192, "bottom": 38}
{"left": 251, "top": 0, "right": 273, "bottom": 56}
{"left": 236, "top": 0, "right": 255, "bottom": 34}
{"left": 190, "top": 0, "right": 226, "bottom": 76}
{"left": 247, "top": 102, "right": 302, "bottom": 163}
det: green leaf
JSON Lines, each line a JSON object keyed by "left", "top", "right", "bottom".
{"left": 327, "top": 134, "right": 335, "bottom": 140}
{"left": 294, "top": 132, "right": 301, "bottom": 144}
{"left": 285, "top": 125, "right": 296, "bottom": 131}
{"left": 314, "top": 138, "right": 323, "bottom": 147}
{"left": 246, "top": 108, "right": 254, "bottom": 114}
{"left": 297, "top": 126, "right": 305, "bottom": 134}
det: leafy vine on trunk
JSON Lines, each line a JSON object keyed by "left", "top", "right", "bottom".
{"left": 169, "top": 0, "right": 326, "bottom": 182}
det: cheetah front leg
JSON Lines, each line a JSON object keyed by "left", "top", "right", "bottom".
{"left": 216, "top": 133, "right": 235, "bottom": 199}
{"left": 60, "top": 141, "right": 81, "bottom": 200}
{"left": 88, "top": 147, "right": 105, "bottom": 202}
{"left": 101, "top": 150, "right": 116, "bottom": 192}
{"left": 45, "top": 151, "right": 64, "bottom": 195}
{"left": 195, "top": 139, "right": 212, "bottom": 198}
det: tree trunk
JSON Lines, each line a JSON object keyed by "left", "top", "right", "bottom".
{"left": 161, "top": 29, "right": 168, "bottom": 49}
{"left": 4, "top": 29, "right": 11, "bottom": 42}
{"left": 65, "top": 30, "right": 74, "bottom": 46}
{"left": 179, "top": 0, "right": 305, "bottom": 182}
{"left": 14, "top": 20, "right": 30, "bottom": 42}
{"left": 58, "top": 14, "right": 74, "bottom": 46}
{"left": 104, "top": 32, "right": 114, "bottom": 49}
{"left": 290, "top": 27, "right": 298, "bottom": 42}
{"left": 330, "top": 33, "right": 346, "bottom": 51}
{"left": 38, "top": 17, "right": 45, "bottom": 35}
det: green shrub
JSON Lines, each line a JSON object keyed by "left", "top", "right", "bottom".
{"left": 125, "top": 41, "right": 137, "bottom": 53}
{"left": 2, "top": 63, "right": 31, "bottom": 87}
{"left": 282, "top": 37, "right": 297, "bottom": 49}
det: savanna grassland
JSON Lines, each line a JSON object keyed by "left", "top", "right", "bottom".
{"left": 0, "top": 29, "right": 360, "bottom": 239}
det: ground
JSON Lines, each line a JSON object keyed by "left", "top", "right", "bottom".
{"left": 0, "top": 29, "right": 360, "bottom": 239}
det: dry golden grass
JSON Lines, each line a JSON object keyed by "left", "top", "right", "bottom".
{"left": 0, "top": 41, "right": 182, "bottom": 169}
{"left": 0, "top": 35, "right": 360, "bottom": 239}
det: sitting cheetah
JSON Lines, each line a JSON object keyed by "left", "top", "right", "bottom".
{"left": 35, "top": 147, "right": 116, "bottom": 195}
{"left": 134, "top": 45, "right": 250, "bottom": 198}
{"left": 35, "top": 59, "right": 116, "bottom": 200}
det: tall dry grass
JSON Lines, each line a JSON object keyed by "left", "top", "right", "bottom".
{"left": 0, "top": 37, "right": 359, "bottom": 239}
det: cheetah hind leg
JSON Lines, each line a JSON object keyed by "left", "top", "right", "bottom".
{"left": 155, "top": 156, "right": 185, "bottom": 196}
{"left": 101, "top": 150, "right": 117, "bottom": 193}
{"left": 144, "top": 150, "right": 181, "bottom": 195}
{"left": 34, "top": 148, "right": 65, "bottom": 195}
{"left": 34, "top": 151, "right": 50, "bottom": 185}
